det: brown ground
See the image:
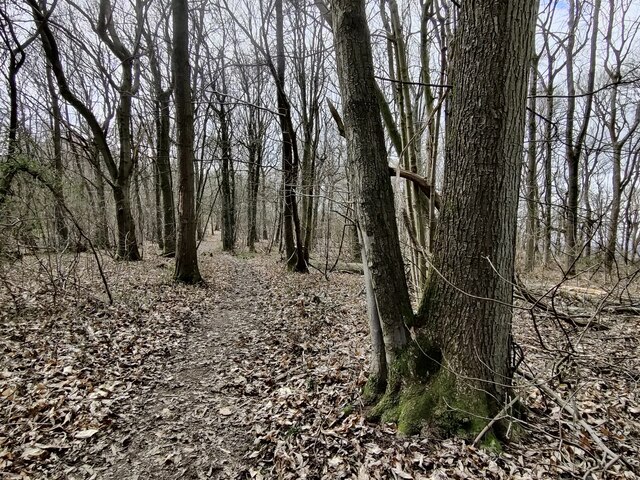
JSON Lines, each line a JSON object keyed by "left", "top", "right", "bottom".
{"left": 1, "top": 237, "right": 639, "bottom": 479}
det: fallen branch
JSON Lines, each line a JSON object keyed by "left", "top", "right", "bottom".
{"left": 601, "top": 304, "right": 640, "bottom": 315}
{"left": 514, "top": 276, "right": 608, "bottom": 331}
{"left": 518, "top": 369, "right": 634, "bottom": 473}
{"left": 309, "top": 260, "right": 363, "bottom": 275}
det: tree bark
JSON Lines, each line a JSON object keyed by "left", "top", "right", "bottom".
{"left": 43, "top": 59, "right": 69, "bottom": 249}
{"left": 275, "top": 0, "right": 307, "bottom": 272}
{"left": 94, "top": 154, "right": 110, "bottom": 249}
{"left": 333, "top": 0, "right": 535, "bottom": 438}
{"left": 173, "top": 0, "right": 202, "bottom": 283}
{"left": 411, "top": 0, "right": 535, "bottom": 437}
{"left": 332, "top": 0, "right": 414, "bottom": 396}
{"left": 524, "top": 54, "right": 539, "bottom": 272}
{"left": 219, "top": 99, "right": 235, "bottom": 252}
{"left": 246, "top": 111, "right": 263, "bottom": 251}
{"left": 154, "top": 161, "right": 164, "bottom": 250}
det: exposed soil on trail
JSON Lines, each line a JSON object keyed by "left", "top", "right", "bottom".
{"left": 101, "top": 252, "right": 274, "bottom": 479}
{"left": 1, "top": 237, "right": 639, "bottom": 479}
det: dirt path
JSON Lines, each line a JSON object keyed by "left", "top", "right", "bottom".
{"left": 102, "top": 253, "right": 276, "bottom": 479}
{"left": 1, "top": 239, "right": 367, "bottom": 479}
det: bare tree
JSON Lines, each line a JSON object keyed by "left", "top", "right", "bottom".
{"left": 563, "top": 0, "right": 601, "bottom": 274}
{"left": 173, "top": 0, "right": 202, "bottom": 283}
{"left": 600, "top": 0, "right": 640, "bottom": 274}
{"left": 144, "top": 4, "right": 176, "bottom": 256}
{"left": 29, "top": 0, "right": 143, "bottom": 260}
{"left": 333, "top": 0, "right": 536, "bottom": 437}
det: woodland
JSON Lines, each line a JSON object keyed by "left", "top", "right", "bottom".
{"left": 0, "top": 0, "right": 639, "bottom": 478}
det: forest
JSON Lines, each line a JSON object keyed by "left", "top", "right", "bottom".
{"left": 1, "top": 0, "right": 639, "bottom": 478}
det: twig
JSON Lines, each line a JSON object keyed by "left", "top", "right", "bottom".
{"left": 472, "top": 395, "right": 520, "bottom": 447}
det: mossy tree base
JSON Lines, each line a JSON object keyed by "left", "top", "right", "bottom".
{"left": 367, "top": 363, "right": 500, "bottom": 445}
{"left": 362, "top": 374, "right": 386, "bottom": 405}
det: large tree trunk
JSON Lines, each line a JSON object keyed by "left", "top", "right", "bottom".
{"left": 333, "top": 0, "right": 535, "bottom": 439}
{"left": 409, "top": 0, "right": 535, "bottom": 438}
{"left": 173, "top": 0, "right": 202, "bottom": 283}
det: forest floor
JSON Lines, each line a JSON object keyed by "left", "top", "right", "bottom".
{"left": 1, "top": 236, "right": 639, "bottom": 479}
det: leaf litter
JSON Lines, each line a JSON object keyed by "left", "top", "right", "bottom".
{"left": 0, "top": 240, "right": 639, "bottom": 479}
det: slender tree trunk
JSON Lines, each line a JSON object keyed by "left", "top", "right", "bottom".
{"left": 219, "top": 101, "right": 235, "bottom": 252}
{"left": 275, "top": 0, "right": 307, "bottom": 272}
{"left": 158, "top": 92, "right": 176, "bottom": 256}
{"left": 95, "top": 0, "right": 143, "bottom": 261}
{"left": 154, "top": 161, "right": 164, "bottom": 250}
{"left": 134, "top": 160, "right": 144, "bottom": 242}
{"left": 261, "top": 166, "right": 269, "bottom": 241}
{"left": 173, "top": 0, "right": 202, "bottom": 283}
{"left": 583, "top": 160, "right": 593, "bottom": 258}
{"left": 525, "top": 55, "right": 539, "bottom": 272}
{"left": 94, "top": 155, "right": 110, "bottom": 249}
{"left": 332, "top": 0, "right": 414, "bottom": 396}
{"left": 246, "top": 117, "right": 262, "bottom": 251}
{"left": 358, "top": 225, "right": 386, "bottom": 402}
{"left": 543, "top": 79, "right": 554, "bottom": 266}
{"left": 605, "top": 144, "right": 622, "bottom": 273}
{"left": 300, "top": 127, "right": 318, "bottom": 260}
{"left": 0, "top": 24, "right": 25, "bottom": 206}
{"left": 146, "top": 21, "right": 177, "bottom": 256}
{"left": 564, "top": 0, "right": 600, "bottom": 274}
{"left": 45, "top": 63, "right": 69, "bottom": 248}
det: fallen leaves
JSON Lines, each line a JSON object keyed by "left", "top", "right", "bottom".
{"left": 1, "top": 241, "right": 639, "bottom": 479}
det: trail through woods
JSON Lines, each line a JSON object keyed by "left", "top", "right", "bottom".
{"left": 1, "top": 238, "right": 640, "bottom": 478}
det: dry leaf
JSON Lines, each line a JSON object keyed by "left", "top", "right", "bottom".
{"left": 74, "top": 429, "right": 99, "bottom": 439}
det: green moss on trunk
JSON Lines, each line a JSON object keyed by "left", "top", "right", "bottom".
{"left": 362, "top": 374, "right": 386, "bottom": 405}
{"left": 367, "top": 347, "right": 496, "bottom": 439}
{"left": 396, "top": 370, "right": 491, "bottom": 436}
